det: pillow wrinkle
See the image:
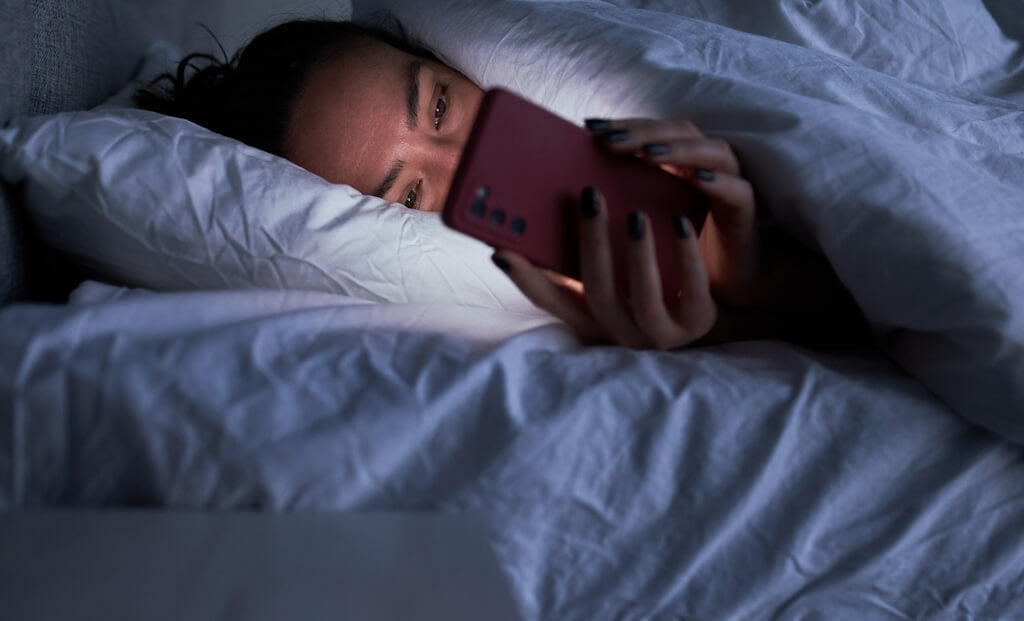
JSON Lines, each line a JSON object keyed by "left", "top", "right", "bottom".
{"left": 0, "top": 105, "right": 536, "bottom": 311}
{"left": 213, "top": 219, "right": 257, "bottom": 280}
{"left": 393, "top": 212, "right": 522, "bottom": 309}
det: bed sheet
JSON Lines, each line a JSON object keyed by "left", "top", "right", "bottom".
{"left": 2, "top": 285, "right": 1022, "bottom": 619}
{"left": 603, "top": 0, "right": 1024, "bottom": 103}
{"left": 360, "top": 0, "right": 1024, "bottom": 442}
{"left": 2, "top": 0, "right": 1023, "bottom": 618}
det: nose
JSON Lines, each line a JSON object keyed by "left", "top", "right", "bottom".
{"left": 434, "top": 136, "right": 464, "bottom": 201}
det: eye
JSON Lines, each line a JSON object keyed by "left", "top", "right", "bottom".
{"left": 433, "top": 87, "right": 448, "bottom": 129}
{"left": 403, "top": 181, "right": 421, "bottom": 209}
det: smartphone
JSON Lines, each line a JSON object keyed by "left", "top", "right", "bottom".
{"left": 442, "top": 88, "right": 708, "bottom": 296}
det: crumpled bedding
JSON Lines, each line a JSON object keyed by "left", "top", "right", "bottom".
{"left": 1, "top": 284, "right": 1023, "bottom": 619}
{"left": 360, "top": 0, "right": 1024, "bottom": 440}
{"left": 2, "top": 0, "right": 1024, "bottom": 619}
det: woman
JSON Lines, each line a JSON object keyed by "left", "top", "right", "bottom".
{"left": 137, "top": 19, "right": 864, "bottom": 350}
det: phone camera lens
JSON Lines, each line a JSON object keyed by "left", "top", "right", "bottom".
{"left": 489, "top": 208, "right": 506, "bottom": 227}
{"left": 509, "top": 217, "right": 527, "bottom": 236}
{"left": 476, "top": 185, "right": 490, "bottom": 199}
{"left": 470, "top": 199, "right": 486, "bottom": 218}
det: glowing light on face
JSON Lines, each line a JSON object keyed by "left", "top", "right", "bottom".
{"left": 284, "top": 39, "right": 485, "bottom": 214}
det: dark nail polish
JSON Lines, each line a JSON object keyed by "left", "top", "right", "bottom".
{"left": 581, "top": 186, "right": 600, "bottom": 219}
{"left": 492, "top": 255, "right": 511, "bottom": 272}
{"left": 601, "top": 129, "right": 629, "bottom": 143}
{"left": 627, "top": 211, "right": 644, "bottom": 240}
{"left": 642, "top": 142, "right": 671, "bottom": 156}
{"left": 695, "top": 168, "right": 715, "bottom": 182}
{"left": 584, "top": 118, "right": 612, "bottom": 131}
{"left": 673, "top": 214, "right": 690, "bottom": 239}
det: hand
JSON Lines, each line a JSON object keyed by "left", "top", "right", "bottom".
{"left": 493, "top": 186, "right": 718, "bottom": 350}
{"left": 490, "top": 118, "right": 769, "bottom": 349}
{"left": 587, "top": 118, "right": 764, "bottom": 307}
{"left": 494, "top": 118, "right": 865, "bottom": 349}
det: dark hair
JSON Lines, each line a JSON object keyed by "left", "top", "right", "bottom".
{"left": 134, "top": 17, "right": 432, "bottom": 157}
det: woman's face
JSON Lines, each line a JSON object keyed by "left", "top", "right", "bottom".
{"left": 284, "top": 38, "right": 484, "bottom": 213}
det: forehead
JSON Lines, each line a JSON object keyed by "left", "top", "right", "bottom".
{"left": 284, "top": 38, "right": 411, "bottom": 188}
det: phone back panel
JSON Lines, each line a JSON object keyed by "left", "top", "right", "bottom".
{"left": 442, "top": 89, "right": 707, "bottom": 295}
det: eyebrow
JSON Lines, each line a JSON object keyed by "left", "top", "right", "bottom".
{"left": 372, "top": 160, "right": 404, "bottom": 199}
{"left": 405, "top": 58, "right": 422, "bottom": 130}
{"left": 371, "top": 59, "right": 422, "bottom": 199}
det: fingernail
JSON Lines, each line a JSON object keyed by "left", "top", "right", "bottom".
{"left": 642, "top": 142, "right": 670, "bottom": 156}
{"left": 694, "top": 168, "right": 715, "bottom": 182}
{"left": 584, "top": 118, "right": 612, "bottom": 131}
{"left": 581, "top": 186, "right": 600, "bottom": 219}
{"left": 491, "top": 254, "right": 511, "bottom": 272}
{"left": 673, "top": 214, "right": 690, "bottom": 238}
{"left": 601, "top": 129, "right": 629, "bottom": 143}
{"left": 627, "top": 211, "right": 644, "bottom": 240}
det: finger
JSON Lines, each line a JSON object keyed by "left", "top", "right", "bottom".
{"left": 544, "top": 270, "right": 584, "bottom": 296}
{"left": 689, "top": 170, "right": 757, "bottom": 234}
{"left": 668, "top": 214, "right": 718, "bottom": 342}
{"left": 492, "top": 251, "right": 604, "bottom": 341}
{"left": 639, "top": 137, "right": 741, "bottom": 176}
{"left": 584, "top": 118, "right": 704, "bottom": 151}
{"left": 578, "top": 187, "right": 650, "bottom": 348}
{"left": 624, "top": 211, "right": 682, "bottom": 350}
{"left": 688, "top": 170, "right": 762, "bottom": 306}
{"left": 585, "top": 117, "right": 701, "bottom": 134}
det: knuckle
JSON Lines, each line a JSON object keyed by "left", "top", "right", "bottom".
{"left": 738, "top": 182, "right": 755, "bottom": 205}
{"left": 699, "top": 303, "right": 719, "bottom": 334}
{"left": 585, "top": 284, "right": 618, "bottom": 309}
{"left": 708, "top": 138, "right": 732, "bottom": 157}
{"left": 614, "top": 333, "right": 643, "bottom": 349}
{"left": 674, "top": 119, "right": 699, "bottom": 134}
{"left": 631, "top": 298, "right": 663, "bottom": 327}
{"left": 648, "top": 332, "right": 678, "bottom": 351}
{"left": 532, "top": 298, "right": 563, "bottom": 319}
{"left": 532, "top": 290, "right": 564, "bottom": 315}
{"left": 580, "top": 228, "right": 601, "bottom": 247}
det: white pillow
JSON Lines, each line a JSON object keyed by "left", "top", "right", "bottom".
{"left": 0, "top": 106, "right": 538, "bottom": 313}
{"left": 356, "top": 0, "right": 1024, "bottom": 439}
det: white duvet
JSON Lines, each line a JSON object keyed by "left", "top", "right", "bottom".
{"left": 3, "top": 1, "right": 1024, "bottom": 619}
{"left": 2, "top": 284, "right": 1023, "bottom": 619}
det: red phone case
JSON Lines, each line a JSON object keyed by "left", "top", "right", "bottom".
{"left": 442, "top": 89, "right": 707, "bottom": 295}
